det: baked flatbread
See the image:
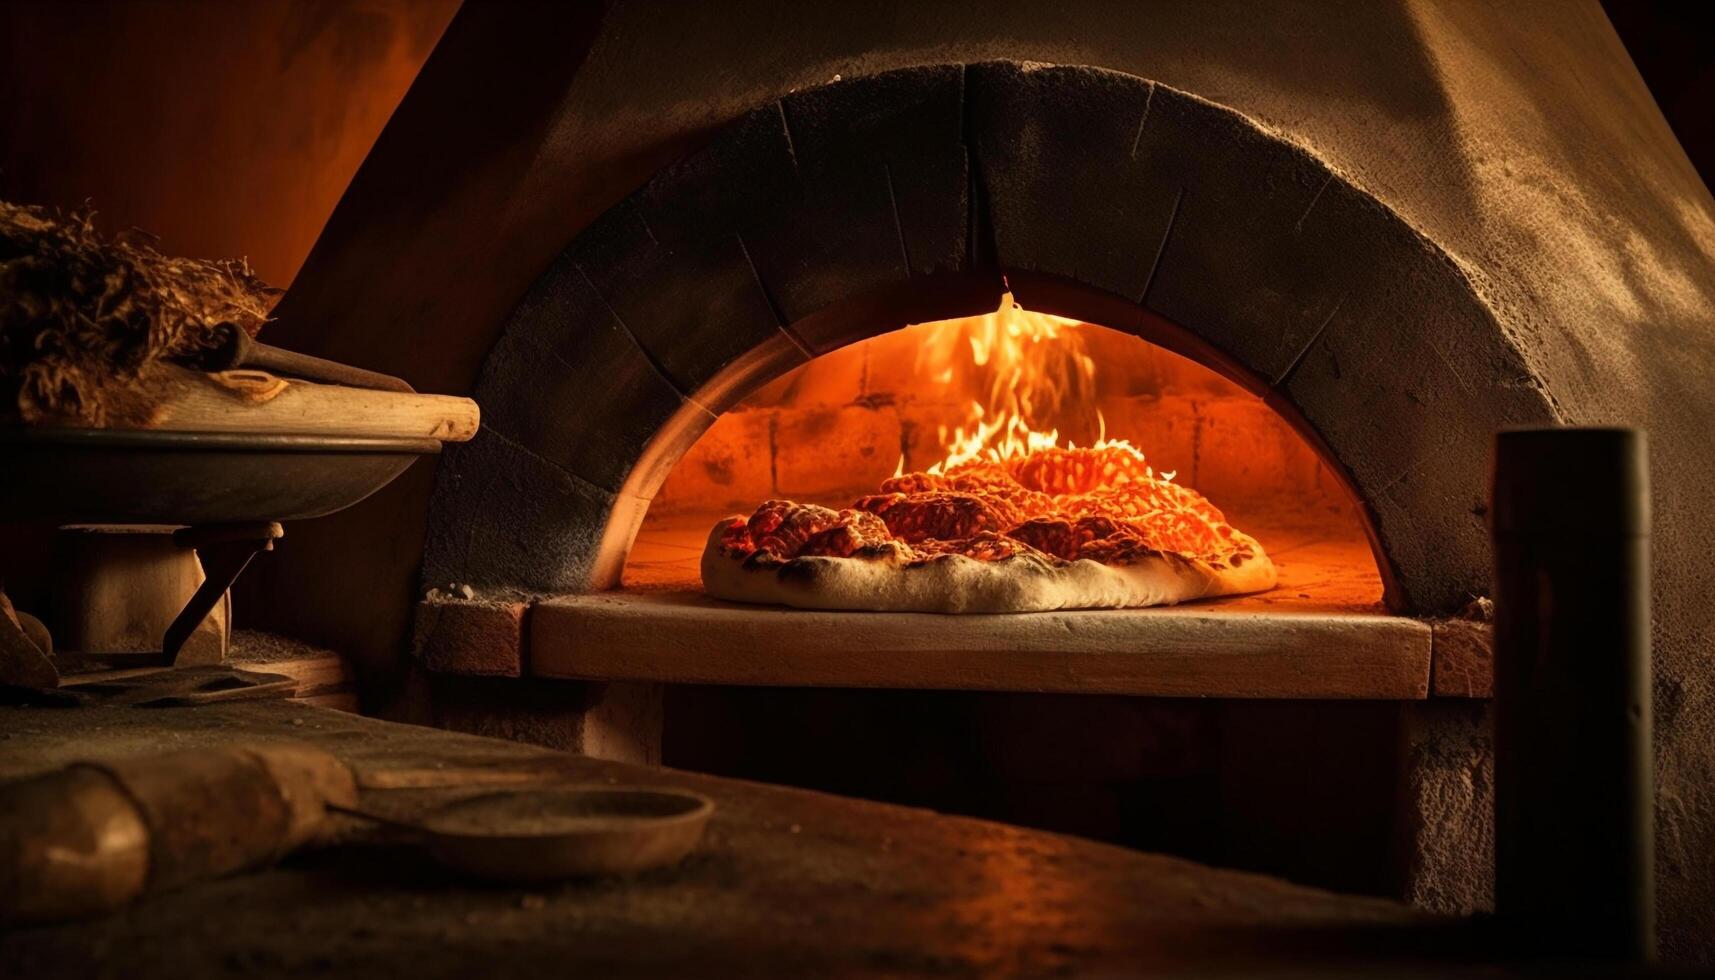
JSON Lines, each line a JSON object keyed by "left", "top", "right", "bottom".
{"left": 700, "top": 446, "right": 1276, "bottom": 613}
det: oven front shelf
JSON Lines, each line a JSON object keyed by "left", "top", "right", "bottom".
{"left": 531, "top": 590, "right": 1431, "bottom": 700}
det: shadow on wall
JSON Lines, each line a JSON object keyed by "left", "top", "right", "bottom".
{"left": 0, "top": 0, "right": 458, "bottom": 287}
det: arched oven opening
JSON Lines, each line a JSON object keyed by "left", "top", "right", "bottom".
{"left": 628, "top": 280, "right": 1387, "bottom": 616}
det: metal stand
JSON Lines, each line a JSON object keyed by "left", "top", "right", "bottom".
{"left": 162, "top": 522, "right": 281, "bottom": 664}
{"left": 1492, "top": 427, "right": 1654, "bottom": 962}
{"left": 0, "top": 522, "right": 283, "bottom": 689}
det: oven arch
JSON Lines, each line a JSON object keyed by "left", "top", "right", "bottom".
{"left": 424, "top": 61, "right": 1559, "bottom": 615}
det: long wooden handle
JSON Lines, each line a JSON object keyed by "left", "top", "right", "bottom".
{"left": 140, "top": 364, "right": 480, "bottom": 442}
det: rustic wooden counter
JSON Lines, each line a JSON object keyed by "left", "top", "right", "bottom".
{"left": 0, "top": 700, "right": 1484, "bottom": 977}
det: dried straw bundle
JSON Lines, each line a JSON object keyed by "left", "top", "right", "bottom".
{"left": 0, "top": 200, "right": 279, "bottom": 425}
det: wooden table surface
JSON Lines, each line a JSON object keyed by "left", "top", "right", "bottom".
{"left": 0, "top": 700, "right": 1487, "bottom": 978}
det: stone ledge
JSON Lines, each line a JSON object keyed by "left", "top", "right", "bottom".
{"left": 1428, "top": 618, "right": 1493, "bottom": 699}
{"left": 412, "top": 596, "right": 530, "bottom": 678}
{"left": 530, "top": 591, "right": 1432, "bottom": 700}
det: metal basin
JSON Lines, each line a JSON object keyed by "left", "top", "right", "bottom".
{"left": 0, "top": 428, "right": 439, "bottom": 525}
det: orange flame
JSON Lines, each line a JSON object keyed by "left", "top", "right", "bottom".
{"left": 896, "top": 292, "right": 1174, "bottom": 482}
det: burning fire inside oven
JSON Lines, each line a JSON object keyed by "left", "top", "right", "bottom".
{"left": 870, "top": 293, "right": 1252, "bottom": 564}
{"left": 635, "top": 293, "right": 1385, "bottom": 613}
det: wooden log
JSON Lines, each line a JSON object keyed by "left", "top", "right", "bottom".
{"left": 108, "top": 364, "right": 479, "bottom": 442}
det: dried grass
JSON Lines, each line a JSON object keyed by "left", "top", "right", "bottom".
{"left": 0, "top": 199, "right": 280, "bottom": 425}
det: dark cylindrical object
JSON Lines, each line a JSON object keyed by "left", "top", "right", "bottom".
{"left": 1492, "top": 427, "right": 1653, "bottom": 962}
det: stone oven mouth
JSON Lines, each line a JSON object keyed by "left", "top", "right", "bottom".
{"left": 630, "top": 289, "right": 1381, "bottom": 618}
{"left": 514, "top": 274, "right": 1431, "bottom": 702}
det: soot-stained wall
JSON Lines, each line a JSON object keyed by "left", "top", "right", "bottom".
{"left": 262, "top": 1, "right": 1714, "bottom": 958}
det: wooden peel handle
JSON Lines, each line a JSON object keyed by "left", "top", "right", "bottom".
{"left": 141, "top": 364, "right": 480, "bottom": 442}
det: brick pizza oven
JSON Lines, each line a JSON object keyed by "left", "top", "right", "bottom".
{"left": 257, "top": 1, "right": 1715, "bottom": 961}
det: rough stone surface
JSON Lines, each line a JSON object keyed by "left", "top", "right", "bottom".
{"left": 1131, "top": 85, "right": 1339, "bottom": 380}
{"left": 425, "top": 674, "right": 596, "bottom": 751}
{"left": 567, "top": 126, "right": 799, "bottom": 397}
{"left": 477, "top": 251, "right": 704, "bottom": 494}
{"left": 1278, "top": 176, "right": 1559, "bottom": 612}
{"left": 966, "top": 62, "right": 1177, "bottom": 302}
{"left": 422, "top": 427, "right": 618, "bottom": 595}
{"left": 1398, "top": 702, "right": 1495, "bottom": 917}
{"left": 1430, "top": 619, "right": 1494, "bottom": 699}
{"left": 412, "top": 597, "right": 529, "bottom": 678}
{"left": 771, "top": 404, "right": 902, "bottom": 501}
{"left": 755, "top": 64, "right": 969, "bottom": 325}
{"left": 0, "top": 701, "right": 1478, "bottom": 979}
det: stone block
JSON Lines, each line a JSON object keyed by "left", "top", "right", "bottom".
{"left": 852, "top": 326, "right": 936, "bottom": 406}
{"left": 966, "top": 62, "right": 1178, "bottom": 303}
{"left": 758, "top": 342, "right": 874, "bottom": 410}
{"left": 1397, "top": 701, "right": 1494, "bottom": 915}
{"left": 893, "top": 396, "right": 978, "bottom": 473}
{"left": 422, "top": 426, "right": 619, "bottom": 594}
{"left": 413, "top": 596, "right": 529, "bottom": 678}
{"left": 1134, "top": 86, "right": 1341, "bottom": 382}
{"left": 1429, "top": 619, "right": 1493, "bottom": 698}
{"left": 476, "top": 251, "right": 701, "bottom": 493}
{"left": 568, "top": 108, "right": 804, "bottom": 396}
{"left": 1094, "top": 392, "right": 1201, "bottom": 483}
{"left": 751, "top": 65, "right": 969, "bottom": 331}
{"left": 1282, "top": 180, "right": 1558, "bottom": 612}
{"left": 1194, "top": 396, "right": 1314, "bottom": 504}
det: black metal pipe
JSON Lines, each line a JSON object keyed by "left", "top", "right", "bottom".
{"left": 1491, "top": 427, "right": 1654, "bottom": 962}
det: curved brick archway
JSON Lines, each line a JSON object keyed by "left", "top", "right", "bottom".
{"left": 425, "top": 62, "right": 1559, "bottom": 614}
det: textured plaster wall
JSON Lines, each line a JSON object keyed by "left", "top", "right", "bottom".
{"left": 269, "top": 0, "right": 1715, "bottom": 958}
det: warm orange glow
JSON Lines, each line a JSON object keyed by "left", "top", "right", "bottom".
{"left": 897, "top": 292, "right": 1169, "bottom": 479}
{"left": 633, "top": 295, "right": 1381, "bottom": 612}
{"left": 716, "top": 295, "right": 1251, "bottom": 566}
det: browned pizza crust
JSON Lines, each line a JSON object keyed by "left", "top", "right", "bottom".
{"left": 699, "top": 517, "right": 1276, "bottom": 613}
{"left": 697, "top": 447, "right": 1278, "bottom": 613}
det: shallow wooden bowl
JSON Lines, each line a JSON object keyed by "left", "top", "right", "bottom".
{"left": 416, "top": 787, "right": 715, "bottom": 882}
